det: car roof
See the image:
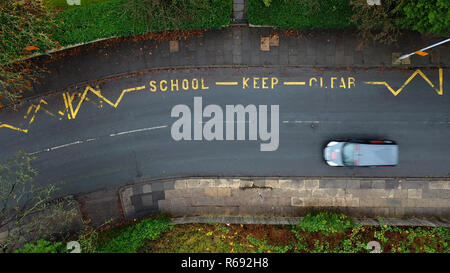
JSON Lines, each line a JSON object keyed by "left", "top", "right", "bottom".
{"left": 354, "top": 144, "right": 398, "bottom": 166}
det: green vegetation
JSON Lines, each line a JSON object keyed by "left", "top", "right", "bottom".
{"left": 52, "top": 0, "right": 232, "bottom": 46}
{"left": 296, "top": 212, "right": 354, "bottom": 235}
{"left": 248, "top": 0, "right": 353, "bottom": 29}
{"left": 0, "top": 151, "right": 79, "bottom": 252}
{"left": 94, "top": 215, "right": 172, "bottom": 253}
{"left": 249, "top": 0, "right": 449, "bottom": 44}
{"left": 0, "top": 0, "right": 231, "bottom": 104}
{"left": 44, "top": 0, "right": 106, "bottom": 11}
{"left": 15, "top": 212, "right": 450, "bottom": 253}
{"left": 402, "top": 0, "right": 450, "bottom": 36}
{"left": 349, "top": 0, "right": 406, "bottom": 45}
{"left": 0, "top": 0, "right": 61, "bottom": 104}
{"left": 14, "top": 239, "right": 66, "bottom": 253}
{"left": 145, "top": 213, "right": 450, "bottom": 253}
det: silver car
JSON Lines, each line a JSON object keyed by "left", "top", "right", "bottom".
{"left": 323, "top": 140, "right": 398, "bottom": 167}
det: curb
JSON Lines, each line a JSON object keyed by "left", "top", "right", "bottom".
{"left": 171, "top": 216, "right": 450, "bottom": 227}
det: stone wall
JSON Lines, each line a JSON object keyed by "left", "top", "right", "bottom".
{"left": 119, "top": 177, "right": 450, "bottom": 220}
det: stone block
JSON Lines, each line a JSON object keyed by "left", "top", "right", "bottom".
{"left": 429, "top": 181, "right": 450, "bottom": 190}
{"left": 269, "top": 34, "right": 279, "bottom": 47}
{"left": 407, "top": 189, "right": 422, "bottom": 199}
{"left": 371, "top": 180, "right": 385, "bottom": 189}
{"left": 315, "top": 198, "right": 334, "bottom": 207}
{"left": 304, "top": 179, "right": 319, "bottom": 189}
{"left": 174, "top": 180, "right": 187, "bottom": 190}
{"left": 345, "top": 197, "right": 360, "bottom": 207}
{"left": 151, "top": 182, "right": 164, "bottom": 192}
{"left": 387, "top": 198, "right": 402, "bottom": 208}
{"left": 217, "top": 188, "right": 231, "bottom": 197}
{"left": 164, "top": 189, "right": 180, "bottom": 199}
{"left": 261, "top": 37, "right": 270, "bottom": 51}
{"left": 333, "top": 197, "right": 346, "bottom": 207}
{"left": 142, "top": 184, "right": 152, "bottom": 194}
{"left": 204, "top": 188, "right": 218, "bottom": 197}
{"left": 169, "top": 40, "right": 179, "bottom": 53}
{"left": 240, "top": 180, "right": 254, "bottom": 187}
{"left": 359, "top": 198, "right": 388, "bottom": 207}
{"left": 360, "top": 180, "right": 372, "bottom": 189}
{"left": 319, "top": 179, "right": 347, "bottom": 188}
{"left": 264, "top": 179, "right": 279, "bottom": 188}
{"left": 141, "top": 194, "right": 153, "bottom": 207}
{"left": 346, "top": 180, "right": 360, "bottom": 189}
{"left": 163, "top": 181, "right": 175, "bottom": 190}
{"left": 291, "top": 197, "right": 304, "bottom": 206}
{"left": 291, "top": 190, "right": 312, "bottom": 198}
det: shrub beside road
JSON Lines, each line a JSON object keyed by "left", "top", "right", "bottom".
{"left": 248, "top": 0, "right": 449, "bottom": 37}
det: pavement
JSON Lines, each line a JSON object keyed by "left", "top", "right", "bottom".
{"left": 15, "top": 26, "right": 449, "bottom": 101}
{"left": 0, "top": 25, "right": 449, "bottom": 222}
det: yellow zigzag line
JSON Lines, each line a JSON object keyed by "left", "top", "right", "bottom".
{"left": 0, "top": 99, "right": 48, "bottom": 133}
{"left": 0, "top": 85, "right": 146, "bottom": 134}
{"left": 63, "top": 85, "right": 146, "bottom": 119}
{"left": 364, "top": 68, "right": 443, "bottom": 96}
{"left": 0, "top": 123, "right": 29, "bottom": 133}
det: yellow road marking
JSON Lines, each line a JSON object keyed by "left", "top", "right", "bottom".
{"left": 65, "top": 85, "right": 146, "bottom": 119}
{"left": 26, "top": 105, "right": 33, "bottom": 115}
{"left": 1, "top": 85, "right": 146, "bottom": 134}
{"left": 0, "top": 99, "right": 47, "bottom": 133}
{"left": 41, "top": 107, "right": 55, "bottom": 117}
{"left": 364, "top": 68, "right": 443, "bottom": 96}
{"left": 62, "top": 93, "right": 71, "bottom": 119}
{"left": 283, "top": 82, "right": 306, "bottom": 85}
{"left": 215, "top": 82, "right": 239, "bottom": 86}
{"left": 0, "top": 123, "right": 28, "bottom": 133}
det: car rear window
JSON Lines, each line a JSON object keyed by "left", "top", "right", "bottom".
{"left": 342, "top": 143, "right": 355, "bottom": 166}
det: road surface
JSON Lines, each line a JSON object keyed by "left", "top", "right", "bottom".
{"left": 0, "top": 67, "right": 448, "bottom": 195}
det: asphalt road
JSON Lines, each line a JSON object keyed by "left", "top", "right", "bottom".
{"left": 0, "top": 67, "right": 448, "bottom": 195}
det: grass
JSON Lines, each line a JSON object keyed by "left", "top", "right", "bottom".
{"left": 14, "top": 212, "right": 450, "bottom": 253}
{"left": 44, "top": 0, "right": 106, "bottom": 10}
{"left": 50, "top": 0, "right": 232, "bottom": 46}
{"left": 94, "top": 214, "right": 173, "bottom": 253}
{"left": 248, "top": 0, "right": 353, "bottom": 29}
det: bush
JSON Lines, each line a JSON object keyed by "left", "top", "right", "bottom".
{"left": 14, "top": 239, "right": 66, "bottom": 253}
{"left": 350, "top": 0, "right": 406, "bottom": 46}
{"left": 248, "top": 0, "right": 353, "bottom": 29}
{"left": 402, "top": 0, "right": 450, "bottom": 36}
{"left": 297, "top": 212, "right": 354, "bottom": 235}
{"left": 52, "top": 0, "right": 232, "bottom": 46}
{"left": 96, "top": 215, "right": 172, "bottom": 253}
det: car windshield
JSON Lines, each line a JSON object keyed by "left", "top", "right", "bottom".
{"left": 342, "top": 143, "right": 355, "bottom": 166}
